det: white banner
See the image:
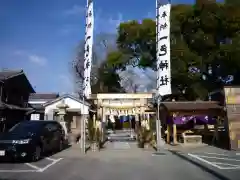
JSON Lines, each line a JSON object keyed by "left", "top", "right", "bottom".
{"left": 156, "top": 2, "right": 172, "bottom": 96}
{"left": 83, "top": 0, "right": 94, "bottom": 98}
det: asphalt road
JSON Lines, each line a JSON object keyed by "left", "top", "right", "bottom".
{"left": 0, "top": 142, "right": 225, "bottom": 180}
{"left": 171, "top": 151, "right": 240, "bottom": 180}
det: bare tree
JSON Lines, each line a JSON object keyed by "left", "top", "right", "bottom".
{"left": 72, "top": 33, "right": 117, "bottom": 96}
{"left": 72, "top": 33, "right": 156, "bottom": 95}
{"left": 120, "top": 68, "right": 140, "bottom": 93}
{"left": 119, "top": 67, "right": 156, "bottom": 93}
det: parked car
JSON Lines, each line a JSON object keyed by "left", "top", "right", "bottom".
{"left": 0, "top": 120, "right": 65, "bottom": 162}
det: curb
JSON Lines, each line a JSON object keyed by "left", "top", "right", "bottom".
{"left": 169, "top": 150, "right": 231, "bottom": 180}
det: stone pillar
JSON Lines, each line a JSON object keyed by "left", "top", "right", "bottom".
{"left": 140, "top": 99, "right": 145, "bottom": 117}
{"left": 147, "top": 113, "right": 150, "bottom": 129}
{"left": 79, "top": 113, "right": 89, "bottom": 150}
{"left": 173, "top": 124, "right": 177, "bottom": 144}
{"left": 167, "top": 124, "right": 170, "bottom": 144}
{"left": 97, "top": 100, "right": 102, "bottom": 120}
{"left": 135, "top": 114, "right": 139, "bottom": 134}
{"left": 96, "top": 99, "right": 103, "bottom": 143}
{"left": 102, "top": 107, "right": 107, "bottom": 142}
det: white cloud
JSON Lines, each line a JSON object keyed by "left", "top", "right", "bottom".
{"left": 14, "top": 50, "right": 47, "bottom": 66}
{"left": 63, "top": 5, "right": 85, "bottom": 16}
{"left": 28, "top": 55, "right": 47, "bottom": 66}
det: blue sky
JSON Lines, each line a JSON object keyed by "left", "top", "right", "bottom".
{"left": 0, "top": 0, "right": 200, "bottom": 93}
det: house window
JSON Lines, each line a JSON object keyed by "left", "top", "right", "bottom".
{"left": 31, "top": 114, "right": 40, "bottom": 120}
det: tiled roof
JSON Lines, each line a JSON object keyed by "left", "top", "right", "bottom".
{"left": 160, "top": 101, "right": 223, "bottom": 111}
{"left": 0, "top": 102, "right": 32, "bottom": 111}
{"left": 0, "top": 69, "right": 35, "bottom": 93}
{"left": 43, "top": 94, "right": 90, "bottom": 106}
{"left": 29, "top": 93, "right": 59, "bottom": 100}
{"left": 0, "top": 70, "right": 23, "bottom": 80}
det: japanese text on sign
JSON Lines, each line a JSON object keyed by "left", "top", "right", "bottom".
{"left": 156, "top": 2, "right": 172, "bottom": 96}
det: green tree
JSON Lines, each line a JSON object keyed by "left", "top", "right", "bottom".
{"left": 105, "top": 2, "right": 240, "bottom": 100}
{"left": 106, "top": 4, "right": 204, "bottom": 99}
{"left": 225, "top": 0, "right": 240, "bottom": 5}
{"left": 91, "top": 61, "right": 124, "bottom": 93}
{"left": 181, "top": 3, "right": 240, "bottom": 90}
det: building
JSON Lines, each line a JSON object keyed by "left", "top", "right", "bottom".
{"left": 28, "top": 93, "right": 60, "bottom": 120}
{"left": 0, "top": 70, "right": 35, "bottom": 132}
{"left": 43, "top": 94, "right": 91, "bottom": 133}
{"left": 208, "top": 86, "right": 240, "bottom": 150}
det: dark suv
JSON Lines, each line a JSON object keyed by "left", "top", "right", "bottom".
{"left": 0, "top": 120, "right": 65, "bottom": 162}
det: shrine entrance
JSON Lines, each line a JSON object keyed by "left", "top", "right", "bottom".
{"left": 90, "top": 93, "right": 154, "bottom": 144}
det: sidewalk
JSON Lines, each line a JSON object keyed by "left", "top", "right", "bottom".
{"left": 164, "top": 143, "right": 240, "bottom": 156}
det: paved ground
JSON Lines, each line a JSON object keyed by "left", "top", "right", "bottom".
{"left": 166, "top": 144, "right": 240, "bottom": 180}
{"left": 188, "top": 152, "right": 240, "bottom": 169}
{"left": 0, "top": 131, "right": 239, "bottom": 180}
{"left": 0, "top": 141, "right": 231, "bottom": 180}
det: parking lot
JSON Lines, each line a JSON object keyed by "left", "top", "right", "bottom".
{"left": 1, "top": 145, "right": 240, "bottom": 180}
{"left": 0, "top": 144, "right": 98, "bottom": 180}
{"left": 188, "top": 152, "right": 240, "bottom": 170}
{"left": 0, "top": 156, "right": 63, "bottom": 173}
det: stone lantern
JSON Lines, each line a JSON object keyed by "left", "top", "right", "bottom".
{"left": 57, "top": 100, "right": 69, "bottom": 138}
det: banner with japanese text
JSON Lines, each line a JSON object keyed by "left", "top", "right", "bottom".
{"left": 83, "top": 0, "right": 94, "bottom": 98}
{"left": 156, "top": 1, "right": 172, "bottom": 96}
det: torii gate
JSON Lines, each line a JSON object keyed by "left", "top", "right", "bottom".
{"left": 89, "top": 93, "right": 154, "bottom": 141}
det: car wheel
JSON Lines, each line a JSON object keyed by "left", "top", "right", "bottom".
{"left": 32, "top": 146, "right": 41, "bottom": 162}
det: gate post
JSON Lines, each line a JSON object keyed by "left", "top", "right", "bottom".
{"left": 102, "top": 107, "right": 107, "bottom": 142}
{"left": 156, "top": 97, "right": 165, "bottom": 151}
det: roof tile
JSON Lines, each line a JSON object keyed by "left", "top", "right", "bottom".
{"left": 29, "top": 93, "right": 59, "bottom": 100}
{"left": 0, "top": 70, "right": 23, "bottom": 80}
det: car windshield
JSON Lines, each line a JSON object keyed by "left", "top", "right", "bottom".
{"left": 8, "top": 121, "right": 42, "bottom": 133}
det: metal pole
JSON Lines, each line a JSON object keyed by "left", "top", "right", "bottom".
{"left": 157, "top": 96, "right": 165, "bottom": 151}
{"left": 80, "top": 96, "right": 83, "bottom": 152}
{"left": 129, "top": 115, "right": 132, "bottom": 138}
{"left": 83, "top": 97, "right": 86, "bottom": 153}
{"left": 156, "top": 105, "right": 159, "bottom": 146}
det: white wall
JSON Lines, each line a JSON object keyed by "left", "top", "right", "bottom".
{"left": 44, "top": 97, "right": 89, "bottom": 120}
